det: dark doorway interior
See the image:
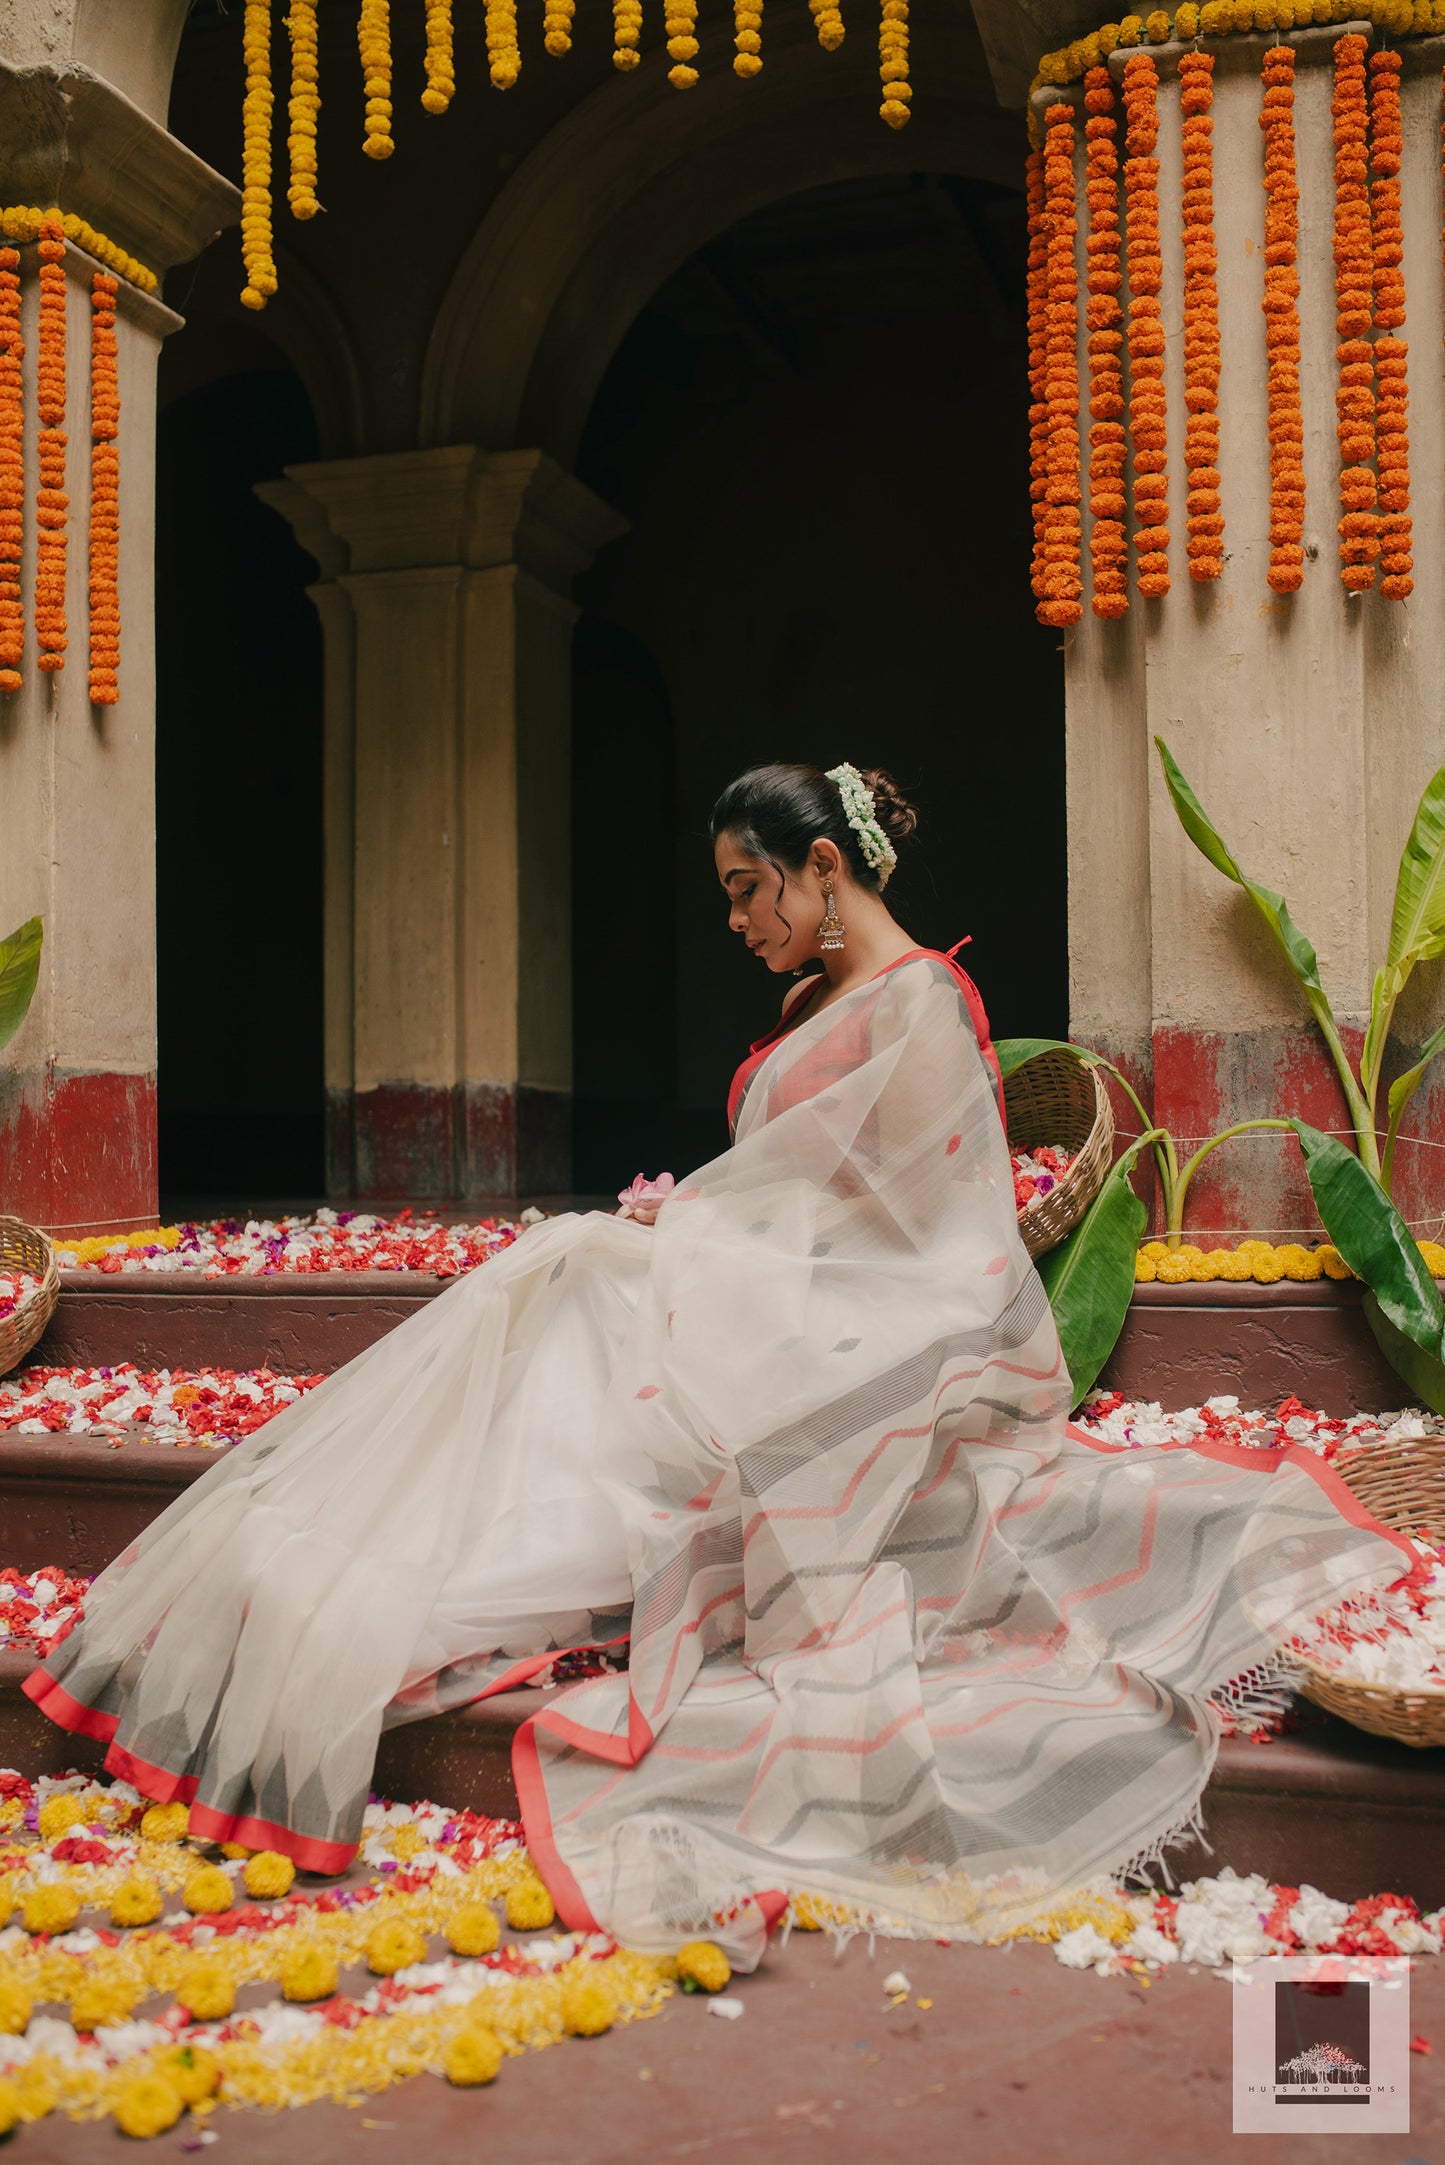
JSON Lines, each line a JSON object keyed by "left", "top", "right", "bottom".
{"left": 569, "top": 171, "right": 1067, "bottom": 1194}
{"left": 155, "top": 367, "right": 323, "bottom": 1206}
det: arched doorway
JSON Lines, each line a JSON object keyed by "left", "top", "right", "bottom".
{"left": 154, "top": 357, "right": 324, "bottom": 1205}
{"left": 569, "top": 172, "right": 1065, "bottom": 1190}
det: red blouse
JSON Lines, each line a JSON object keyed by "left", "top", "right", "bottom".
{"left": 725, "top": 943, "right": 1003, "bottom": 1135}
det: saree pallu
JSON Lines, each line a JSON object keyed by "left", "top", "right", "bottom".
{"left": 27, "top": 957, "right": 1413, "bottom": 1964}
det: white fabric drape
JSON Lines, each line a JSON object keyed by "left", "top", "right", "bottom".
{"left": 31, "top": 957, "right": 1412, "bottom": 1950}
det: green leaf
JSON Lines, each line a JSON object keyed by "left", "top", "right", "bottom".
{"left": 1386, "top": 762, "right": 1445, "bottom": 984}
{"left": 1154, "top": 738, "right": 1333, "bottom": 1015}
{"left": 1037, "top": 1144, "right": 1149, "bottom": 1410}
{"left": 1363, "top": 1294, "right": 1445, "bottom": 1418}
{"left": 0, "top": 916, "right": 41, "bottom": 1056}
{"left": 995, "top": 1036, "right": 1099, "bottom": 1082}
{"left": 1386, "top": 1019, "right": 1445, "bottom": 1134}
{"left": 1288, "top": 1117, "right": 1445, "bottom": 1358}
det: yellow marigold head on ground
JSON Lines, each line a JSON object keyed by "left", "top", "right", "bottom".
{"left": 183, "top": 1864, "right": 234, "bottom": 1916}
{"left": 443, "top": 2025, "right": 505, "bottom": 2085}
{"left": 561, "top": 1976, "right": 615, "bottom": 2035}
{"left": 504, "top": 1878, "right": 556, "bottom": 1932}
{"left": 446, "top": 1902, "right": 501, "bottom": 1957}
{"left": 113, "top": 2071, "right": 184, "bottom": 2140}
{"left": 140, "top": 1801, "right": 190, "bottom": 1844}
{"left": 220, "top": 1842, "right": 254, "bottom": 1860}
{"left": 110, "top": 1874, "right": 164, "bottom": 1929}
{"left": 175, "top": 1957, "right": 235, "bottom": 2021}
{"left": 37, "top": 1793, "right": 87, "bottom": 1844}
{"left": 0, "top": 1882, "right": 13, "bottom": 1928}
{"left": 243, "top": 1850, "right": 296, "bottom": 1901}
{"left": 22, "top": 1882, "right": 80, "bottom": 1936}
{"left": 69, "top": 1972, "right": 138, "bottom": 2032}
{"left": 281, "top": 1944, "right": 339, "bottom": 2002}
{"left": 0, "top": 2078, "right": 18, "bottom": 2137}
{"left": 387, "top": 1823, "right": 427, "bottom": 1861}
{"left": 366, "top": 1918, "right": 428, "bottom": 1975}
{"left": 166, "top": 2044, "right": 221, "bottom": 2107}
{"left": 11, "top": 2063, "right": 56, "bottom": 2121}
{"left": 0, "top": 1981, "right": 31, "bottom": 2034}
{"left": 676, "top": 1941, "right": 732, "bottom": 1992}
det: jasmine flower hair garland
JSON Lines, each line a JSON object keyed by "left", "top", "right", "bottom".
{"left": 826, "top": 763, "right": 898, "bottom": 888}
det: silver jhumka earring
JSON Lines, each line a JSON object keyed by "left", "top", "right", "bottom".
{"left": 818, "top": 877, "right": 846, "bottom": 952}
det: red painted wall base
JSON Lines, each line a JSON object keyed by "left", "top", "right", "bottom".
{"left": 327, "top": 1081, "right": 571, "bottom": 1200}
{"left": 0, "top": 1068, "right": 158, "bottom": 1237}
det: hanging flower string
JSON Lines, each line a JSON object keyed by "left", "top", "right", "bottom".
{"left": 1179, "top": 52, "right": 1223, "bottom": 583}
{"left": 486, "top": 0, "right": 521, "bottom": 90}
{"left": 359, "top": 0, "right": 395, "bottom": 149}
{"left": 734, "top": 0, "right": 763, "bottom": 79}
{"left": 1026, "top": 150, "right": 1053, "bottom": 608}
{"left": 1037, "top": 103, "right": 1084, "bottom": 627}
{"left": 1083, "top": 69, "right": 1128, "bottom": 618}
{"left": 878, "top": 0, "right": 910, "bottom": 128}
{"left": 666, "top": 0, "right": 700, "bottom": 88}
{"left": 612, "top": 0, "right": 643, "bottom": 68}
{"left": 1260, "top": 44, "right": 1305, "bottom": 594}
{"left": 0, "top": 246, "right": 21, "bottom": 696}
{"left": 33, "top": 215, "right": 67, "bottom": 676}
{"left": 1123, "top": 52, "right": 1169, "bottom": 599}
{"left": 0, "top": 210, "right": 154, "bottom": 294}
{"left": 88, "top": 274, "right": 120, "bottom": 708}
{"left": 1370, "top": 48, "right": 1411, "bottom": 600}
{"left": 423, "top": 0, "right": 456, "bottom": 103}
{"left": 240, "top": 1, "right": 277, "bottom": 311}
{"left": 543, "top": 0, "right": 575, "bottom": 56}
{"left": 809, "top": 0, "right": 845, "bottom": 50}
{"left": 285, "top": 1, "right": 320, "bottom": 217}
{"left": 1332, "top": 33, "right": 1376, "bottom": 592}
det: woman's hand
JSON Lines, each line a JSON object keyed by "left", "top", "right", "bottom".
{"left": 617, "top": 1173, "right": 674, "bottom": 1227}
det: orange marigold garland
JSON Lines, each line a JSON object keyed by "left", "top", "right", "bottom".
{"left": 1259, "top": 45, "right": 1305, "bottom": 595}
{"left": 88, "top": 273, "right": 120, "bottom": 707}
{"left": 809, "top": 0, "right": 845, "bottom": 51}
{"left": 1179, "top": 52, "right": 1223, "bottom": 583}
{"left": 1122, "top": 52, "right": 1168, "bottom": 599}
{"left": 359, "top": 0, "right": 396, "bottom": 145}
{"left": 1332, "top": 32, "right": 1376, "bottom": 592}
{"left": 1026, "top": 148, "right": 1052, "bottom": 605}
{"left": 285, "top": 1, "right": 320, "bottom": 218}
{"left": 0, "top": 245, "right": 22, "bottom": 694}
{"left": 1370, "top": 48, "right": 1412, "bottom": 601}
{"left": 485, "top": 0, "right": 520, "bottom": 90}
{"left": 879, "top": 0, "right": 909, "bottom": 128}
{"left": 34, "top": 213, "right": 68, "bottom": 674}
{"left": 1037, "top": 102, "right": 1084, "bottom": 628}
{"left": 1083, "top": 68, "right": 1128, "bottom": 618}
{"left": 241, "top": 0, "right": 278, "bottom": 308}
{"left": 424, "top": 0, "right": 457, "bottom": 101}
{"left": 542, "top": 0, "right": 574, "bottom": 57}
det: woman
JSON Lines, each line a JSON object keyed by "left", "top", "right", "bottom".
{"left": 27, "top": 762, "right": 1411, "bottom": 1966}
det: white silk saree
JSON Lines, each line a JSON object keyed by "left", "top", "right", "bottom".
{"left": 28, "top": 954, "right": 1413, "bottom": 1963}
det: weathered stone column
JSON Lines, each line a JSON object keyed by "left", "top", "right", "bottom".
{"left": 0, "top": 61, "right": 235, "bottom": 1235}
{"left": 1055, "top": 26, "right": 1445, "bottom": 1237}
{"left": 263, "top": 447, "right": 625, "bottom": 1199}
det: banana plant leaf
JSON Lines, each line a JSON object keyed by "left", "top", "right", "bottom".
{"left": 1037, "top": 1141, "right": 1149, "bottom": 1410}
{"left": 0, "top": 917, "right": 41, "bottom": 1056}
{"left": 1385, "top": 762, "right": 1445, "bottom": 985}
{"left": 995, "top": 1036, "right": 1101, "bottom": 1082}
{"left": 1383, "top": 1016, "right": 1445, "bottom": 1185}
{"left": 1362, "top": 1295, "right": 1445, "bottom": 1418}
{"left": 1287, "top": 1117, "right": 1445, "bottom": 1359}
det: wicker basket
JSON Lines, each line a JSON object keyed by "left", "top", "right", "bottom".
{"left": 1004, "top": 1049, "right": 1115, "bottom": 1262}
{"left": 0, "top": 1215, "right": 60, "bottom": 1379}
{"left": 1297, "top": 1438, "right": 1445, "bottom": 1748}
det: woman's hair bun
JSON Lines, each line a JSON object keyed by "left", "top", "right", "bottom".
{"left": 858, "top": 768, "right": 919, "bottom": 845}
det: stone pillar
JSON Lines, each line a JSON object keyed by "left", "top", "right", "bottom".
{"left": 262, "top": 447, "right": 625, "bottom": 1200}
{"left": 1055, "top": 26, "right": 1445, "bottom": 1238}
{"left": 0, "top": 62, "right": 235, "bottom": 1235}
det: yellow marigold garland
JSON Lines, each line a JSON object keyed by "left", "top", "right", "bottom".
{"left": 88, "top": 272, "right": 121, "bottom": 708}
{"left": 1260, "top": 44, "right": 1305, "bottom": 593}
{"left": 1026, "top": 150, "right": 1052, "bottom": 606}
{"left": 34, "top": 214, "right": 68, "bottom": 675}
{"left": 0, "top": 245, "right": 21, "bottom": 695}
{"left": 285, "top": 1, "right": 320, "bottom": 216}
{"left": 0, "top": 211, "right": 155, "bottom": 295}
{"left": 1370, "top": 48, "right": 1412, "bottom": 599}
{"left": 1083, "top": 69, "right": 1129, "bottom": 618}
{"left": 1123, "top": 52, "right": 1169, "bottom": 598}
{"left": 1135, "top": 1238, "right": 1445, "bottom": 1284}
{"left": 1038, "top": 104, "right": 1084, "bottom": 626}
{"left": 1333, "top": 32, "right": 1377, "bottom": 591}
{"left": 358, "top": 0, "right": 395, "bottom": 151}
{"left": 240, "top": 0, "right": 278, "bottom": 310}
{"left": 543, "top": 0, "right": 575, "bottom": 57}
{"left": 734, "top": 0, "right": 763, "bottom": 79}
{"left": 667, "top": 0, "right": 700, "bottom": 87}
{"left": 486, "top": 0, "right": 521, "bottom": 90}
{"left": 423, "top": 0, "right": 457, "bottom": 104}
{"left": 1035, "top": 3, "right": 1445, "bottom": 94}
{"left": 613, "top": 0, "right": 643, "bottom": 67}
{"left": 878, "top": 0, "right": 910, "bottom": 127}
{"left": 1179, "top": 52, "right": 1223, "bottom": 583}
{"left": 809, "top": 0, "right": 846, "bottom": 49}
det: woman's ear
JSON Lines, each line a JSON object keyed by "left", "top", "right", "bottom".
{"left": 809, "top": 838, "right": 844, "bottom": 884}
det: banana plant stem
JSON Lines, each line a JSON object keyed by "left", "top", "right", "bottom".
{"left": 1165, "top": 1119, "right": 1294, "bottom": 1244}
{"left": 1088, "top": 1057, "right": 1181, "bottom": 1229}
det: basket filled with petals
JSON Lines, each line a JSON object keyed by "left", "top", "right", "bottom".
{"left": 1293, "top": 1437, "right": 1445, "bottom": 1749}
{"left": 0, "top": 1216, "right": 60, "bottom": 1378}
{"left": 1004, "top": 1049, "right": 1114, "bottom": 1262}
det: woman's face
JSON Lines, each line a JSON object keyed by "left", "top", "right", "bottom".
{"left": 714, "top": 832, "right": 819, "bottom": 973}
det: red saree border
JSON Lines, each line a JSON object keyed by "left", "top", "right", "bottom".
{"left": 512, "top": 1715, "right": 602, "bottom": 1933}
{"left": 22, "top": 1666, "right": 117, "bottom": 1743}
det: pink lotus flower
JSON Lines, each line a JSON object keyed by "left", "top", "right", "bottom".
{"left": 617, "top": 1173, "right": 674, "bottom": 1226}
